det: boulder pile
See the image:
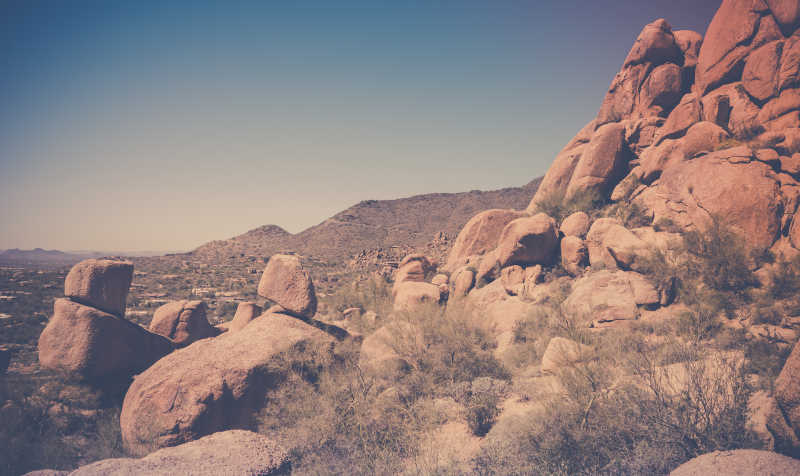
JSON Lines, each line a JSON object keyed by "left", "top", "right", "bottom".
{"left": 38, "top": 259, "right": 173, "bottom": 381}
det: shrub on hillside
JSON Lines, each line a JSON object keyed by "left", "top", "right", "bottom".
{"left": 534, "top": 189, "right": 604, "bottom": 223}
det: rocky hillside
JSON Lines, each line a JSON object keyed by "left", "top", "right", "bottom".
{"left": 189, "top": 179, "right": 541, "bottom": 264}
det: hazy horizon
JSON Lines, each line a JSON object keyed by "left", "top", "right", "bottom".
{"left": 1, "top": 0, "right": 720, "bottom": 252}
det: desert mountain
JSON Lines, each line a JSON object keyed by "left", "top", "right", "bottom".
{"left": 188, "top": 178, "right": 541, "bottom": 264}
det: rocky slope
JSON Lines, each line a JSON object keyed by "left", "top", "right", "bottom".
{"left": 189, "top": 179, "right": 541, "bottom": 264}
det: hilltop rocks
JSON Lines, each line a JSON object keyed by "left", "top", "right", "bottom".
{"left": 776, "top": 339, "right": 800, "bottom": 438}
{"left": 445, "top": 209, "right": 527, "bottom": 271}
{"left": 495, "top": 214, "right": 559, "bottom": 268}
{"left": 696, "top": 0, "right": 783, "bottom": 95}
{"left": 120, "top": 312, "right": 334, "bottom": 455}
{"left": 64, "top": 259, "right": 133, "bottom": 317}
{"left": 66, "top": 430, "right": 289, "bottom": 476}
{"left": 149, "top": 300, "right": 216, "bottom": 347}
{"left": 670, "top": 449, "right": 800, "bottom": 476}
{"left": 257, "top": 254, "right": 317, "bottom": 319}
{"left": 227, "top": 302, "right": 263, "bottom": 333}
{"left": 38, "top": 299, "right": 173, "bottom": 380}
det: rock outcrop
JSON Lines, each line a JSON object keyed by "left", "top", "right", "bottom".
{"left": 64, "top": 259, "right": 133, "bottom": 317}
{"left": 39, "top": 260, "right": 173, "bottom": 381}
{"left": 39, "top": 299, "right": 173, "bottom": 380}
{"left": 495, "top": 214, "right": 559, "bottom": 268}
{"left": 445, "top": 209, "right": 528, "bottom": 272}
{"left": 54, "top": 430, "right": 289, "bottom": 476}
{"left": 149, "top": 300, "right": 216, "bottom": 347}
{"left": 226, "top": 302, "right": 263, "bottom": 333}
{"left": 120, "top": 312, "right": 334, "bottom": 455}
{"left": 669, "top": 449, "right": 800, "bottom": 476}
{"left": 257, "top": 254, "right": 317, "bottom": 319}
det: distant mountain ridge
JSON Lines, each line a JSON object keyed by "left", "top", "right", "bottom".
{"left": 189, "top": 178, "right": 541, "bottom": 264}
{"left": 0, "top": 248, "right": 102, "bottom": 266}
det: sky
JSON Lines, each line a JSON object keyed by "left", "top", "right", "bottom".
{"left": 0, "top": 0, "right": 721, "bottom": 253}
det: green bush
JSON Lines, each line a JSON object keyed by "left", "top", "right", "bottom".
{"left": 533, "top": 189, "right": 604, "bottom": 222}
{"left": 684, "top": 218, "right": 757, "bottom": 293}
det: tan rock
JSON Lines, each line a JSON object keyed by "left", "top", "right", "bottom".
{"left": 69, "top": 430, "right": 288, "bottom": 476}
{"left": 748, "top": 390, "right": 800, "bottom": 452}
{"left": 476, "top": 248, "right": 501, "bottom": 285}
{"left": 781, "top": 153, "right": 800, "bottom": 175}
{"left": 445, "top": 209, "right": 528, "bottom": 271}
{"left": 257, "top": 254, "right": 317, "bottom": 319}
{"left": 560, "top": 236, "right": 587, "bottom": 276}
{"left": 759, "top": 88, "right": 800, "bottom": 124}
{"left": 500, "top": 265, "right": 525, "bottom": 296}
{"left": 681, "top": 121, "right": 731, "bottom": 158}
{"left": 776, "top": 339, "right": 800, "bottom": 438}
{"left": 696, "top": 0, "right": 783, "bottom": 95}
{"left": 540, "top": 337, "right": 594, "bottom": 374}
{"left": 655, "top": 93, "right": 701, "bottom": 142}
{"left": 780, "top": 35, "right": 800, "bottom": 91}
{"left": 431, "top": 274, "right": 449, "bottom": 286}
{"left": 149, "top": 300, "right": 216, "bottom": 347}
{"left": 495, "top": 213, "right": 559, "bottom": 268}
{"left": 64, "top": 259, "right": 133, "bottom": 317}
{"left": 120, "top": 312, "right": 334, "bottom": 455}
{"left": 639, "top": 63, "right": 683, "bottom": 113}
{"left": 227, "top": 302, "right": 263, "bottom": 333}
{"left": 623, "top": 19, "right": 682, "bottom": 67}
{"left": 359, "top": 322, "right": 420, "bottom": 379}
{"left": 38, "top": 298, "right": 173, "bottom": 380}
{"left": 670, "top": 449, "right": 800, "bottom": 476}
{"left": 392, "top": 260, "right": 428, "bottom": 295}
{"left": 766, "top": 0, "right": 800, "bottom": 35}
{"left": 563, "top": 270, "right": 657, "bottom": 327}
{"left": 743, "top": 40, "right": 784, "bottom": 101}
{"left": 451, "top": 267, "right": 476, "bottom": 297}
{"left": 702, "top": 83, "right": 761, "bottom": 137}
{"left": 560, "top": 211, "right": 590, "bottom": 237}
{"left": 529, "top": 121, "right": 596, "bottom": 208}
{"left": 393, "top": 281, "right": 443, "bottom": 312}
{"left": 566, "top": 122, "right": 632, "bottom": 200}
{"left": 674, "top": 30, "right": 703, "bottom": 68}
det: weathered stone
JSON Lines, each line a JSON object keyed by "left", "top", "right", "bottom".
{"left": 696, "top": 0, "right": 783, "bottom": 95}
{"left": 393, "top": 281, "right": 443, "bottom": 312}
{"left": 500, "top": 265, "right": 525, "bottom": 296}
{"left": 64, "top": 259, "right": 133, "bottom": 317}
{"left": 766, "top": 0, "right": 800, "bottom": 35}
{"left": 560, "top": 211, "right": 590, "bottom": 237}
{"left": 560, "top": 236, "right": 588, "bottom": 276}
{"left": 541, "top": 337, "right": 594, "bottom": 374}
{"left": 776, "top": 339, "right": 800, "bottom": 439}
{"left": 681, "top": 121, "right": 731, "bottom": 158}
{"left": 759, "top": 88, "right": 800, "bottom": 124}
{"left": 743, "top": 40, "right": 784, "bottom": 101}
{"left": 257, "top": 254, "right": 317, "bottom": 319}
{"left": 431, "top": 274, "right": 449, "bottom": 286}
{"left": 566, "top": 122, "right": 632, "bottom": 200}
{"left": 68, "top": 430, "right": 289, "bottom": 476}
{"left": 149, "top": 300, "right": 216, "bottom": 347}
{"left": 562, "top": 270, "right": 657, "bottom": 327}
{"left": 670, "top": 449, "right": 800, "bottom": 476}
{"left": 445, "top": 209, "right": 527, "bottom": 271}
{"left": 655, "top": 93, "right": 701, "bottom": 142}
{"left": 674, "top": 30, "right": 703, "bottom": 68}
{"left": 780, "top": 36, "right": 800, "bottom": 91}
{"left": 586, "top": 220, "right": 650, "bottom": 270}
{"left": 39, "top": 299, "right": 173, "bottom": 381}
{"left": 529, "top": 121, "right": 596, "bottom": 207}
{"left": 451, "top": 267, "right": 475, "bottom": 297}
{"left": 120, "top": 312, "right": 334, "bottom": 455}
{"left": 227, "top": 302, "right": 263, "bottom": 333}
{"left": 495, "top": 214, "right": 559, "bottom": 268}
{"left": 702, "top": 83, "right": 762, "bottom": 137}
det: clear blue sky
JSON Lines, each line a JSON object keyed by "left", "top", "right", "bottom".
{"left": 0, "top": 0, "right": 720, "bottom": 252}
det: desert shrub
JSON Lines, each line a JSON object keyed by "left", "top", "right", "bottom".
{"left": 533, "top": 189, "right": 604, "bottom": 222}
{"left": 767, "top": 255, "right": 800, "bottom": 300}
{"left": 684, "top": 218, "right": 757, "bottom": 293}
{"left": 602, "top": 199, "right": 652, "bottom": 228}
{"left": 324, "top": 275, "right": 393, "bottom": 319}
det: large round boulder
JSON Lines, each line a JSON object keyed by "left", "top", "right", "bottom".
{"left": 776, "top": 339, "right": 800, "bottom": 438}
{"left": 670, "top": 449, "right": 800, "bottom": 476}
{"left": 444, "top": 209, "right": 528, "bottom": 272}
{"left": 64, "top": 259, "right": 134, "bottom": 317}
{"left": 393, "top": 281, "right": 443, "bottom": 312}
{"left": 38, "top": 298, "right": 173, "bottom": 380}
{"left": 257, "top": 254, "right": 317, "bottom": 319}
{"left": 120, "top": 312, "right": 334, "bottom": 456}
{"left": 566, "top": 122, "right": 632, "bottom": 200}
{"left": 495, "top": 213, "right": 559, "bottom": 268}
{"left": 68, "top": 430, "right": 289, "bottom": 476}
{"left": 149, "top": 300, "right": 216, "bottom": 347}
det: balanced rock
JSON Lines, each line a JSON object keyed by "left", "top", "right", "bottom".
{"left": 445, "top": 209, "right": 527, "bottom": 271}
{"left": 257, "top": 254, "right": 317, "bottom": 319}
{"left": 67, "top": 430, "right": 289, "bottom": 476}
{"left": 670, "top": 449, "right": 800, "bottom": 476}
{"left": 495, "top": 213, "right": 559, "bottom": 268}
{"left": 38, "top": 298, "right": 173, "bottom": 380}
{"left": 120, "top": 312, "right": 334, "bottom": 455}
{"left": 64, "top": 259, "right": 133, "bottom": 317}
{"left": 225, "top": 302, "right": 263, "bottom": 333}
{"left": 149, "top": 300, "right": 216, "bottom": 347}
